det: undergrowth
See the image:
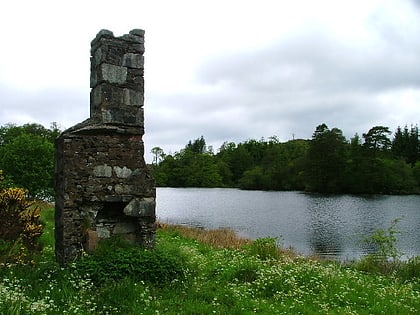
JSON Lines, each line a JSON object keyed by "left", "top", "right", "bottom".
{"left": 74, "top": 236, "right": 189, "bottom": 286}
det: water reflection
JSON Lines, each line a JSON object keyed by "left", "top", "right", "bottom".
{"left": 305, "top": 195, "right": 344, "bottom": 258}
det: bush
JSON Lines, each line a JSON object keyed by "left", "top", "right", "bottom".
{"left": 363, "top": 217, "right": 403, "bottom": 262}
{"left": 245, "top": 237, "right": 280, "bottom": 260}
{"left": 355, "top": 217, "right": 420, "bottom": 280}
{"left": 0, "top": 177, "right": 44, "bottom": 264}
{"left": 75, "top": 237, "right": 188, "bottom": 286}
{"left": 0, "top": 187, "right": 43, "bottom": 247}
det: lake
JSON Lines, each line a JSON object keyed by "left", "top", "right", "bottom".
{"left": 156, "top": 188, "right": 420, "bottom": 260}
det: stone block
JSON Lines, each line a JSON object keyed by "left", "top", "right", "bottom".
{"left": 92, "top": 84, "right": 126, "bottom": 108}
{"left": 123, "top": 88, "right": 144, "bottom": 106}
{"left": 100, "top": 107, "right": 144, "bottom": 126}
{"left": 113, "top": 166, "right": 133, "bottom": 178}
{"left": 114, "top": 222, "right": 136, "bottom": 234}
{"left": 92, "top": 47, "right": 104, "bottom": 66}
{"left": 96, "top": 225, "right": 111, "bottom": 238}
{"left": 123, "top": 197, "right": 156, "bottom": 217}
{"left": 115, "top": 184, "right": 135, "bottom": 194}
{"left": 122, "top": 32, "right": 145, "bottom": 45}
{"left": 93, "top": 164, "right": 112, "bottom": 177}
{"left": 122, "top": 53, "right": 144, "bottom": 69}
{"left": 130, "top": 29, "right": 145, "bottom": 36}
{"left": 100, "top": 63, "right": 127, "bottom": 84}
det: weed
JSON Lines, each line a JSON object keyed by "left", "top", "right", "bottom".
{"left": 356, "top": 217, "right": 414, "bottom": 276}
{"left": 158, "top": 222, "right": 251, "bottom": 249}
{"left": 244, "top": 237, "right": 281, "bottom": 260}
{"left": 366, "top": 217, "right": 404, "bottom": 261}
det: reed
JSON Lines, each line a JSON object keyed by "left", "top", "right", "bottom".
{"left": 158, "top": 222, "right": 252, "bottom": 249}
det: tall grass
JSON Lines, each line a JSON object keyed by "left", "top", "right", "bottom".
{"left": 0, "top": 205, "right": 419, "bottom": 314}
{"left": 158, "top": 222, "right": 252, "bottom": 249}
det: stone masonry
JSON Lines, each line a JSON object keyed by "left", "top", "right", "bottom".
{"left": 55, "top": 29, "right": 156, "bottom": 264}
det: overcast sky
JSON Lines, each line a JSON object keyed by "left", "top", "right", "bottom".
{"left": 1, "top": 0, "right": 420, "bottom": 162}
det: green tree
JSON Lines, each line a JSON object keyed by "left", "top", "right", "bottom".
{"left": 363, "top": 126, "right": 392, "bottom": 156}
{"left": 151, "top": 146, "right": 165, "bottom": 165}
{"left": 227, "top": 144, "right": 253, "bottom": 184}
{"left": 238, "top": 166, "right": 269, "bottom": 190}
{"left": 411, "top": 161, "right": 420, "bottom": 187}
{"left": 0, "top": 133, "right": 54, "bottom": 199}
{"left": 381, "top": 158, "right": 418, "bottom": 194}
{"left": 260, "top": 139, "right": 308, "bottom": 190}
{"left": 216, "top": 142, "right": 237, "bottom": 185}
{"left": 392, "top": 125, "right": 419, "bottom": 165}
{"left": 0, "top": 123, "right": 60, "bottom": 199}
{"left": 0, "top": 122, "right": 60, "bottom": 145}
{"left": 343, "top": 133, "right": 367, "bottom": 193}
{"left": 186, "top": 136, "right": 207, "bottom": 154}
{"left": 152, "top": 136, "right": 223, "bottom": 188}
{"left": 304, "top": 124, "right": 347, "bottom": 193}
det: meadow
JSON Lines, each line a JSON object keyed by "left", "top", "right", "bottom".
{"left": 0, "top": 205, "right": 419, "bottom": 314}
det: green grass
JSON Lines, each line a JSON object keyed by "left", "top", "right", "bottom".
{"left": 0, "top": 206, "right": 419, "bottom": 314}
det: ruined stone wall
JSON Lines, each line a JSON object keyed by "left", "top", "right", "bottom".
{"left": 55, "top": 30, "right": 155, "bottom": 264}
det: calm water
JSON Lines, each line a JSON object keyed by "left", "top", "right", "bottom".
{"left": 156, "top": 188, "right": 420, "bottom": 260}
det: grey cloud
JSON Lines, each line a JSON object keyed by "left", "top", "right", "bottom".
{"left": 188, "top": 25, "right": 420, "bottom": 143}
{"left": 198, "top": 30, "right": 420, "bottom": 94}
{"left": 0, "top": 84, "right": 89, "bottom": 129}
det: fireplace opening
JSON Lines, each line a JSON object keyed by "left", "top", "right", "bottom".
{"left": 97, "top": 201, "right": 127, "bottom": 221}
{"left": 85, "top": 201, "right": 139, "bottom": 249}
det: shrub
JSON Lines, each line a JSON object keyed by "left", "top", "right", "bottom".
{"left": 0, "top": 177, "right": 44, "bottom": 264}
{"left": 75, "top": 237, "right": 188, "bottom": 286}
{"left": 396, "top": 256, "right": 420, "bottom": 280}
{"left": 245, "top": 237, "right": 280, "bottom": 260}
{"left": 355, "top": 217, "right": 420, "bottom": 279}
{"left": 0, "top": 187, "right": 43, "bottom": 247}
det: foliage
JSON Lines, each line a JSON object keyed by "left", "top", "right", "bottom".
{"left": 0, "top": 123, "right": 60, "bottom": 200}
{"left": 366, "top": 217, "right": 403, "bottom": 261}
{"left": 151, "top": 137, "right": 223, "bottom": 187}
{"left": 244, "top": 237, "right": 281, "bottom": 260}
{"left": 304, "top": 124, "right": 347, "bottom": 192}
{"left": 74, "top": 236, "right": 188, "bottom": 286}
{"left": 363, "top": 126, "right": 392, "bottom": 153}
{"left": 150, "top": 146, "right": 164, "bottom": 165}
{"left": 238, "top": 166, "right": 269, "bottom": 190}
{"left": 0, "top": 179, "right": 44, "bottom": 264}
{"left": 356, "top": 218, "right": 407, "bottom": 275}
{"left": 0, "top": 123, "right": 60, "bottom": 146}
{"left": 413, "top": 161, "right": 420, "bottom": 186}
{"left": 392, "top": 125, "right": 419, "bottom": 165}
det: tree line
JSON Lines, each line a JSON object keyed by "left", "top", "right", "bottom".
{"left": 151, "top": 124, "right": 420, "bottom": 194}
{"left": 0, "top": 122, "right": 419, "bottom": 198}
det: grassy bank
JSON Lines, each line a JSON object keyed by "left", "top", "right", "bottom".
{"left": 0, "top": 206, "right": 419, "bottom": 314}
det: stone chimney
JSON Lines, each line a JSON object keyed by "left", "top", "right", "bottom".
{"left": 54, "top": 29, "right": 156, "bottom": 264}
